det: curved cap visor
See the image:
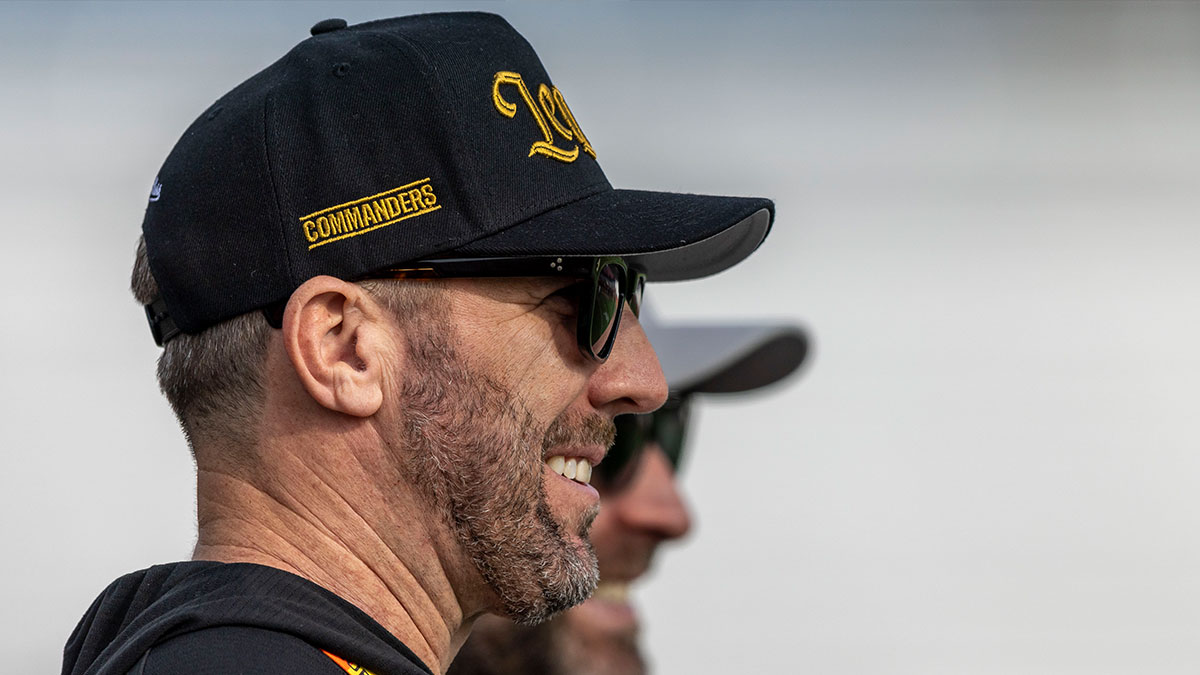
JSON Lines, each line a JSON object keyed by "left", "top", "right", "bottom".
{"left": 445, "top": 189, "right": 773, "bottom": 281}
{"left": 640, "top": 311, "right": 810, "bottom": 394}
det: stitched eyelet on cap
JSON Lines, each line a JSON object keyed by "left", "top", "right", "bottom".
{"left": 334, "top": 63, "right": 351, "bottom": 77}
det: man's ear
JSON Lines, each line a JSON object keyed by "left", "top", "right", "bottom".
{"left": 281, "top": 275, "right": 394, "bottom": 417}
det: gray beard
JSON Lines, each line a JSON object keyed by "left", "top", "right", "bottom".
{"left": 393, "top": 322, "right": 608, "bottom": 624}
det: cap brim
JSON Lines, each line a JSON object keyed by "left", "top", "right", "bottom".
{"left": 446, "top": 188, "right": 774, "bottom": 281}
{"left": 641, "top": 311, "right": 810, "bottom": 394}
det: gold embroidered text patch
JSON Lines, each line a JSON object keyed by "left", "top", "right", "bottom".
{"left": 300, "top": 178, "right": 440, "bottom": 251}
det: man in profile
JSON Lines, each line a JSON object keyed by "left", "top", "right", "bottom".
{"left": 62, "top": 12, "right": 777, "bottom": 675}
{"left": 450, "top": 310, "right": 808, "bottom": 674}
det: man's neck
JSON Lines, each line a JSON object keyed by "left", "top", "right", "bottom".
{"left": 192, "top": 435, "right": 480, "bottom": 674}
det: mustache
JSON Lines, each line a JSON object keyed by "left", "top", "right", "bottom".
{"left": 541, "top": 411, "right": 615, "bottom": 455}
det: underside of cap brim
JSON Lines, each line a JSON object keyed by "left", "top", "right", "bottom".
{"left": 445, "top": 189, "right": 774, "bottom": 281}
{"left": 686, "top": 328, "right": 809, "bottom": 393}
{"left": 647, "top": 322, "right": 810, "bottom": 394}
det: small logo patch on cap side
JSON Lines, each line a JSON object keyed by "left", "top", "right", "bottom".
{"left": 300, "top": 178, "right": 440, "bottom": 251}
{"left": 493, "top": 71, "right": 595, "bottom": 163}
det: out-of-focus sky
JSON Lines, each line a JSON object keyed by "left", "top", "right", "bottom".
{"left": 3, "top": 2, "right": 1199, "bottom": 673}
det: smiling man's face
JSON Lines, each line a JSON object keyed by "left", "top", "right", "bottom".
{"left": 389, "top": 276, "right": 667, "bottom": 625}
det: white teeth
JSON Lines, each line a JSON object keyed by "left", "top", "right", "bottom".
{"left": 546, "top": 455, "right": 593, "bottom": 486}
{"left": 592, "top": 582, "right": 630, "bottom": 603}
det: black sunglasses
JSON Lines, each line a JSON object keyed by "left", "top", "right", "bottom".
{"left": 263, "top": 256, "right": 646, "bottom": 362}
{"left": 595, "top": 397, "right": 692, "bottom": 491}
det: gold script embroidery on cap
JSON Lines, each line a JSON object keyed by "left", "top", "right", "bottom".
{"left": 492, "top": 71, "right": 595, "bottom": 163}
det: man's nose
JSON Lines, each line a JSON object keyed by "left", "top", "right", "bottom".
{"left": 588, "top": 307, "right": 669, "bottom": 417}
{"left": 613, "top": 445, "right": 692, "bottom": 540}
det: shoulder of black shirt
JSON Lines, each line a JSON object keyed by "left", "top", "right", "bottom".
{"left": 62, "top": 561, "right": 431, "bottom": 675}
{"left": 127, "top": 625, "right": 345, "bottom": 675}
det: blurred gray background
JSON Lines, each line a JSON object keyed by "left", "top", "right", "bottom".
{"left": 3, "top": 1, "right": 1199, "bottom": 673}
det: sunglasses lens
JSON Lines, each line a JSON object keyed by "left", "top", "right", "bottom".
{"left": 654, "top": 399, "right": 690, "bottom": 471}
{"left": 596, "top": 414, "right": 649, "bottom": 489}
{"left": 589, "top": 263, "right": 624, "bottom": 358}
{"left": 654, "top": 414, "right": 685, "bottom": 470}
{"left": 596, "top": 399, "right": 690, "bottom": 491}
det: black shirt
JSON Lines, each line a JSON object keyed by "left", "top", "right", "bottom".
{"left": 62, "top": 561, "right": 431, "bottom": 675}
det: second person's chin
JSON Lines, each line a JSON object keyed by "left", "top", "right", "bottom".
{"left": 557, "top": 605, "right": 647, "bottom": 675}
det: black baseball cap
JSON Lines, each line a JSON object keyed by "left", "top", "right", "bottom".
{"left": 141, "top": 12, "right": 774, "bottom": 343}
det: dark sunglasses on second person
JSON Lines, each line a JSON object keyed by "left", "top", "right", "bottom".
{"left": 594, "top": 396, "right": 692, "bottom": 491}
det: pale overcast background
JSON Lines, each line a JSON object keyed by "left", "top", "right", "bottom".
{"left": 3, "top": 2, "right": 1200, "bottom": 674}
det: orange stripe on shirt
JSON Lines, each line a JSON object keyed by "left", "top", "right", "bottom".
{"left": 322, "top": 650, "right": 378, "bottom": 675}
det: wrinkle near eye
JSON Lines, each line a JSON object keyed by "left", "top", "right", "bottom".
{"left": 455, "top": 278, "right": 579, "bottom": 341}
{"left": 507, "top": 281, "right": 580, "bottom": 324}
{"left": 466, "top": 277, "right": 575, "bottom": 308}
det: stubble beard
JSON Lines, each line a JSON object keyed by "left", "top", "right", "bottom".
{"left": 394, "top": 322, "right": 612, "bottom": 625}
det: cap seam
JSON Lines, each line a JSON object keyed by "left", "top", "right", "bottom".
{"left": 445, "top": 178, "right": 611, "bottom": 254}
{"left": 262, "top": 54, "right": 294, "bottom": 302}
{"left": 366, "top": 28, "right": 495, "bottom": 231}
{"left": 511, "top": 178, "right": 611, "bottom": 228}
